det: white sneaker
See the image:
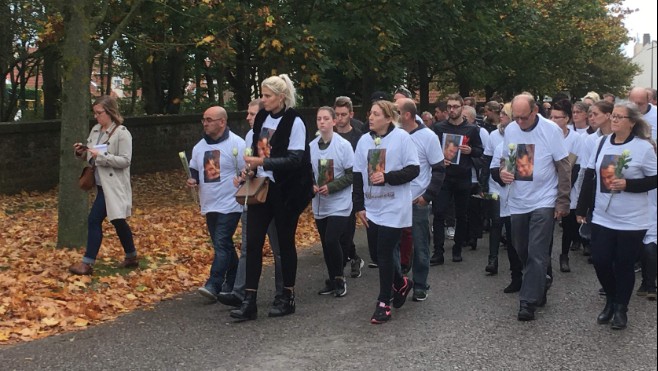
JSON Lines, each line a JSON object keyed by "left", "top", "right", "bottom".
{"left": 446, "top": 227, "right": 455, "bottom": 240}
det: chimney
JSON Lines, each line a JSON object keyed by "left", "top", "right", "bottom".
{"left": 643, "top": 33, "right": 650, "bottom": 46}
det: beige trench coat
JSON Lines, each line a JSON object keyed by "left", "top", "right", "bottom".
{"left": 77, "top": 123, "right": 133, "bottom": 220}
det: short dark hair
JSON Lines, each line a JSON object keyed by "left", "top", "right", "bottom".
{"left": 552, "top": 99, "right": 573, "bottom": 121}
{"left": 334, "top": 96, "right": 353, "bottom": 112}
{"left": 446, "top": 94, "right": 464, "bottom": 105}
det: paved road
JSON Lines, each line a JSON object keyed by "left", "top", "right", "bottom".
{"left": 1, "top": 227, "right": 657, "bottom": 370}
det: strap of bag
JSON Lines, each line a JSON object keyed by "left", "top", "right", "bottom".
{"left": 589, "top": 135, "right": 608, "bottom": 216}
{"left": 104, "top": 124, "right": 121, "bottom": 144}
{"left": 594, "top": 135, "right": 607, "bottom": 164}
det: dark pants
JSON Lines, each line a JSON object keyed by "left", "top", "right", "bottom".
{"left": 591, "top": 223, "right": 645, "bottom": 306}
{"left": 561, "top": 210, "right": 580, "bottom": 256}
{"left": 339, "top": 209, "right": 358, "bottom": 264}
{"left": 466, "top": 184, "right": 484, "bottom": 243}
{"left": 245, "top": 181, "right": 301, "bottom": 290}
{"left": 432, "top": 177, "right": 471, "bottom": 255}
{"left": 316, "top": 216, "right": 349, "bottom": 279}
{"left": 83, "top": 186, "right": 136, "bottom": 264}
{"left": 502, "top": 216, "right": 522, "bottom": 282}
{"left": 488, "top": 199, "right": 502, "bottom": 259}
{"left": 366, "top": 221, "right": 404, "bottom": 303}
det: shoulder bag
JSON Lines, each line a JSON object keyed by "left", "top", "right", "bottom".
{"left": 78, "top": 125, "right": 120, "bottom": 191}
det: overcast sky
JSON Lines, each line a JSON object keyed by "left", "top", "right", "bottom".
{"left": 622, "top": 0, "right": 657, "bottom": 56}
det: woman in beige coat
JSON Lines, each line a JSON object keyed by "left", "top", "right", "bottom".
{"left": 69, "top": 96, "right": 138, "bottom": 275}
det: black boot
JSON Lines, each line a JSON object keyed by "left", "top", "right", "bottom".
{"left": 230, "top": 290, "right": 257, "bottom": 322}
{"left": 597, "top": 299, "right": 614, "bottom": 324}
{"left": 268, "top": 287, "right": 295, "bottom": 317}
{"left": 559, "top": 254, "right": 571, "bottom": 273}
{"left": 485, "top": 256, "right": 498, "bottom": 275}
{"left": 641, "top": 243, "right": 657, "bottom": 301}
{"left": 503, "top": 279, "right": 522, "bottom": 293}
{"left": 430, "top": 251, "right": 444, "bottom": 266}
{"left": 610, "top": 304, "right": 628, "bottom": 330}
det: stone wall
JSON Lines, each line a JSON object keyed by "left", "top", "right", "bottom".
{"left": 0, "top": 108, "right": 319, "bottom": 194}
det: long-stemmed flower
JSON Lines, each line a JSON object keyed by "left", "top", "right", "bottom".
{"left": 368, "top": 136, "right": 382, "bottom": 196}
{"left": 232, "top": 147, "right": 240, "bottom": 177}
{"left": 242, "top": 147, "right": 254, "bottom": 208}
{"left": 606, "top": 149, "right": 632, "bottom": 211}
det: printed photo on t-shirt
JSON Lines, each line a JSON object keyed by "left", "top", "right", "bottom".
{"left": 599, "top": 154, "right": 619, "bottom": 194}
{"left": 317, "top": 159, "right": 334, "bottom": 187}
{"left": 368, "top": 148, "right": 386, "bottom": 186}
{"left": 203, "top": 150, "right": 221, "bottom": 183}
{"left": 514, "top": 144, "right": 534, "bottom": 181}
{"left": 442, "top": 133, "right": 462, "bottom": 164}
{"left": 257, "top": 128, "right": 274, "bottom": 158}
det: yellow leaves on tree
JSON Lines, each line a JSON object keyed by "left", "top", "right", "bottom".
{"left": 0, "top": 170, "right": 320, "bottom": 345}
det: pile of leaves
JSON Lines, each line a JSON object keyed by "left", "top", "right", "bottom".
{"left": 0, "top": 170, "right": 320, "bottom": 345}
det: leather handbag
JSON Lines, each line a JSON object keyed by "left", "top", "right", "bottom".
{"left": 79, "top": 166, "right": 95, "bottom": 191}
{"left": 235, "top": 177, "right": 269, "bottom": 205}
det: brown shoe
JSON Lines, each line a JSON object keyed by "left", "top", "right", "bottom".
{"left": 69, "top": 262, "right": 93, "bottom": 275}
{"left": 117, "top": 257, "right": 139, "bottom": 269}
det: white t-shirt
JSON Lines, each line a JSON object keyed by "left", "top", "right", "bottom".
{"left": 564, "top": 129, "right": 584, "bottom": 209}
{"left": 644, "top": 104, "right": 657, "bottom": 141}
{"left": 354, "top": 127, "right": 419, "bottom": 228}
{"left": 503, "top": 117, "right": 569, "bottom": 214}
{"left": 645, "top": 189, "right": 657, "bottom": 244}
{"left": 485, "top": 129, "right": 504, "bottom": 195}
{"left": 310, "top": 134, "right": 354, "bottom": 219}
{"left": 490, "top": 142, "right": 511, "bottom": 217}
{"left": 409, "top": 126, "right": 444, "bottom": 200}
{"left": 189, "top": 131, "right": 246, "bottom": 215}
{"left": 254, "top": 113, "right": 306, "bottom": 182}
{"left": 587, "top": 135, "right": 657, "bottom": 230}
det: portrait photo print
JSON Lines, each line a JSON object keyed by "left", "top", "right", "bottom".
{"left": 442, "top": 133, "right": 463, "bottom": 165}
{"left": 514, "top": 144, "right": 534, "bottom": 181}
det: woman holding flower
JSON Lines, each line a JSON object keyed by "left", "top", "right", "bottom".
{"left": 576, "top": 102, "right": 657, "bottom": 330}
{"left": 310, "top": 107, "right": 354, "bottom": 297}
{"left": 231, "top": 74, "right": 314, "bottom": 321}
{"left": 185, "top": 106, "right": 246, "bottom": 300}
{"left": 353, "top": 100, "right": 419, "bottom": 324}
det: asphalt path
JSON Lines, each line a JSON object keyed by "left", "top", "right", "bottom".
{"left": 1, "top": 226, "right": 656, "bottom": 370}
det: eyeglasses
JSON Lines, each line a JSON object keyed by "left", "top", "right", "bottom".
{"left": 201, "top": 117, "right": 222, "bottom": 124}
{"left": 447, "top": 104, "right": 462, "bottom": 110}
{"left": 610, "top": 114, "right": 630, "bottom": 121}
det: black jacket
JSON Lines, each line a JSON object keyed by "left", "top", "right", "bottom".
{"left": 432, "top": 119, "right": 484, "bottom": 179}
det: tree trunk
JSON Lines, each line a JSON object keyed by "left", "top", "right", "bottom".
{"left": 418, "top": 60, "right": 430, "bottom": 112}
{"left": 42, "top": 46, "right": 62, "bottom": 120}
{"left": 165, "top": 48, "right": 185, "bottom": 114}
{"left": 57, "top": 0, "right": 93, "bottom": 248}
{"left": 105, "top": 42, "right": 113, "bottom": 96}
{"left": 142, "top": 55, "right": 164, "bottom": 114}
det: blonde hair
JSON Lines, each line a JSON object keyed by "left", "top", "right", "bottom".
{"left": 262, "top": 74, "right": 297, "bottom": 108}
{"left": 372, "top": 100, "right": 399, "bottom": 123}
{"left": 93, "top": 95, "right": 123, "bottom": 125}
{"left": 501, "top": 102, "right": 512, "bottom": 119}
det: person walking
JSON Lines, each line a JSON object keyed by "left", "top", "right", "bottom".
{"left": 69, "top": 96, "right": 138, "bottom": 275}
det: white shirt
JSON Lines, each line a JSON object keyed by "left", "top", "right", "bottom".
{"left": 563, "top": 129, "right": 584, "bottom": 209}
{"left": 190, "top": 131, "right": 245, "bottom": 215}
{"left": 354, "top": 127, "right": 419, "bottom": 228}
{"left": 490, "top": 142, "right": 511, "bottom": 217}
{"left": 254, "top": 113, "right": 306, "bottom": 182}
{"left": 587, "top": 135, "right": 657, "bottom": 230}
{"left": 310, "top": 134, "right": 354, "bottom": 218}
{"left": 644, "top": 104, "right": 657, "bottom": 141}
{"left": 472, "top": 127, "right": 490, "bottom": 182}
{"left": 645, "top": 189, "right": 657, "bottom": 244}
{"left": 503, "top": 117, "right": 569, "bottom": 214}
{"left": 486, "top": 129, "right": 505, "bottom": 196}
{"left": 409, "top": 126, "right": 444, "bottom": 200}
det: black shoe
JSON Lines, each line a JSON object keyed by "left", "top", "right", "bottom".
{"left": 268, "top": 288, "right": 295, "bottom": 317}
{"left": 636, "top": 282, "right": 649, "bottom": 297}
{"left": 504, "top": 280, "right": 522, "bottom": 294}
{"left": 582, "top": 244, "right": 591, "bottom": 256}
{"left": 485, "top": 256, "right": 498, "bottom": 275}
{"left": 570, "top": 241, "right": 581, "bottom": 251}
{"left": 559, "top": 254, "right": 571, "bottom": 273}
{"left": 412, "top": 289, "right": 428, "bottom": 302}
{"left": 452, "top": 244, "right": 463, "bottom": 261}
{"left": 350, "top": 257, "right": 364, "bottom": 278}
{"left": 392, "top": 277, "right": 414, "bottom": 309}
{"left": 318, "top": 279, "right": 335, "bottom": 295}
{"left": 610, "top": 304, "right": 628, "bottom": 330}
{"left": 646, "top": 288, "right": 657, "bottom": 301}
{"left": 517, "top": 301, "right": 535, "bottom": 321}
{"left": 217, "top": 292, "right": 242, "bottom": 307}
{"left": 370, "top": 301, "right": 391, "bottom": 324}
{"left": 230, "top": 291, "right": 258, "bottom": 322}
{"left": 587, "top": 256, "right": 594, "bottom": 264}
{"left": 430, "top": 252, "right": 444, "bottom": 266}
{"left": 452, "top": 255, "right": 463, "bottom": 263}
{"left": 466, "top": 239, "right": 477, "bottom": 251}
{"left": 597, "top": 299, "right": 614, "bottom": 324}
{"left": 334, "top": 277, "right": 347, "bottom": 298}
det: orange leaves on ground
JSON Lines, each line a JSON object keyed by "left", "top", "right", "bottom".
{"left": 0, "top": 170, "right": 320, "bottom": 345}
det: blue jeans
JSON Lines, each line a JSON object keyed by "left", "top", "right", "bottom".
{"left": 204, "top": 212, "right": 241, "bottom": 294}
{"left": 83, "top": 186, "right": 136, "bottom": 264}
{"left": 411, "top": 203, "right": 431, "bottom": 290}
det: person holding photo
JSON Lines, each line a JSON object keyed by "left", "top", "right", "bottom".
{"left": 431, "top": 94, "right": 483, "bottom": 264}
{"left": 310, "top": 107, "right": 354, "bottom": 297}
{"left": 69, "top": 96, "right": 137, "bottom": 275}
{"left": 353, "top": 100, "right": 419, "bottom": 324}
{"left": 576, "top": 102, "right": 657, "bottom": 330}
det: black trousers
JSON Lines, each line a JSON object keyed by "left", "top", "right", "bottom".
{"left": 432, "top": 176, "right": 471, "bottom": 254}
{"left": 245, "top": 181, "right": 301, "bottom": 290}
{"left": 339, "top": 209, "right": 358, "bottom": 264}
{"left": 316, "top": 216, "right": 349, "bottom": 279}
{"left": 366, "top": 220, "right": 404, "bottom": 303}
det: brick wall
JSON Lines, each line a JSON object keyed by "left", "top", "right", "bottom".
{"left": 0, "top": 108, "right": 319, "bottom": 194}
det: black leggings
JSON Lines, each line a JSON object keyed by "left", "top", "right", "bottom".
{"left": 561, "top": 210, "right": 580, "bottom": 256}
{"left": 245, "top": 181, "right": 301, "bottom": 290}
{"left": 366, "top": 220, "right": 404, "bottom": 303}
{"left": 316, "top": 216, "right": 349, "bottom": 279}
